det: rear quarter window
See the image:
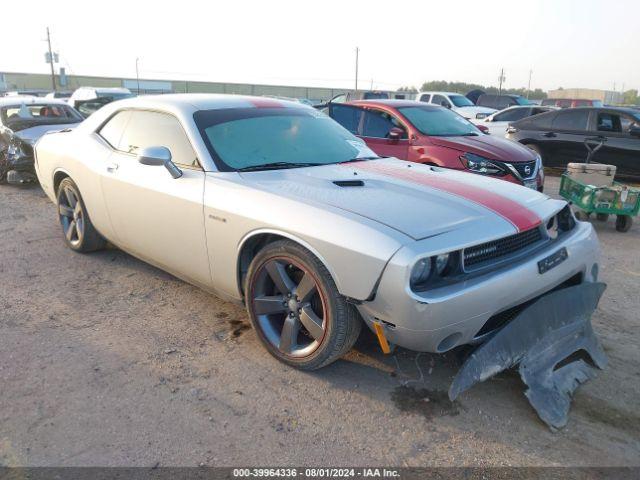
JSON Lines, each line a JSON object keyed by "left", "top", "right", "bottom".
{"left": 97, "top": 110, "right": 132, "bottom": 148}
{"left": 515, "top": 110, "right": 556, "bottom": 130}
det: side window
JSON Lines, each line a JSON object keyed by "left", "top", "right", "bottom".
{"left": 419, "top": 94, "right": 431, "bottom": 103}
{"left": 494, "top": 108, "right": 529, "bottom": 122}
{"left": 620, "top": 116, "right": 635, "bottom": 133}
{"left": 551, "top": 110, "right": 589, "bottom": 131}
{"left": 597, "top": 113, "right": 622, "bottom": 133}
{"left": 432, "top": 95, "right": 449, "bottom": 108}
{"left": 361, "top": 110, "right": 407, "bottom": 139}
{"left": 118, "top": 111, "right": 199, "bottom": 167}
{"left": 98, "top": 110, "right": 132, "bottom": 148}
{"left": 328, "top": 104, "right": 363, "bottom": 134}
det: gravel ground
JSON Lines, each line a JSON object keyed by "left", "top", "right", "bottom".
{"left": 1, "top": 176, "right": 638, "bottom": 467}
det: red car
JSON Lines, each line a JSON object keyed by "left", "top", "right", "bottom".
{"left": 327, "top": 100, "right": 544, "bottom": 191}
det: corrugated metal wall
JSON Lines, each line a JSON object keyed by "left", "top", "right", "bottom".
{"left": 1, "top": 71, "right": 346, "bottom": 103}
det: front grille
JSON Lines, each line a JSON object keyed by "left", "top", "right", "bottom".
{"left": 511, "top": 160, "right": 537, "bottom": 179}
{"left": 463, "top": 227, "right": 543, "bottom": 269}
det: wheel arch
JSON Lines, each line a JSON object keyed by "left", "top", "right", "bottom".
{"left": 53, "top": 168, "right": 72, "bottom": 195}
{"left": 236, "top": 229, "right": 341, "bottom": 299}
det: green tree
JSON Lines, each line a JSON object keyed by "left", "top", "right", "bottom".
{"left": 623, "top": 89, "right": 639, "bottom": 105}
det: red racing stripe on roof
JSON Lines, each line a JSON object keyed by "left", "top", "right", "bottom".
{"left": 347, "top": 161, "right": 541, "bottom": 232}
{"left": 248, "top": 98, "right": 285, "bottom": 108}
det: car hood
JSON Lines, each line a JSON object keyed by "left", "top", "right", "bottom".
{"left": 14, "top": 123, "right": 79, "bottom": 145}
{"left": 428, "top": 134, "right": 537, "bottom": 163}
{"left": 453, "top": 106, "right": 496, "bottom": 119}
{"left": 239, "top": 159, "right": 553, "bottom": 241}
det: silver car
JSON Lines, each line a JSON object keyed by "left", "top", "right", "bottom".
{"left": 34, "top": 94, "right": 600, "bottom": 370}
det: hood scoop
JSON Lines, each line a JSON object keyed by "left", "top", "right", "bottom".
{"left": 333, "top": 180, "right": 365, "bottom": 187}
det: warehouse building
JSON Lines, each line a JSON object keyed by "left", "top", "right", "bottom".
{"left": 547, "top": 88, "right": 623, "bottom": 105}
{"left": 0, "top": 71, "right": 351, "bottom": 104}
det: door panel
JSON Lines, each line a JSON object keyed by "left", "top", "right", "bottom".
{"left": 543, "top": 110, "right": 592, "bottom": 167}
{"left": 360, "top": 109, "right": 410, "bottom": 159}
{"left": 101, "top": 153, "right": 211, "bottom": 287}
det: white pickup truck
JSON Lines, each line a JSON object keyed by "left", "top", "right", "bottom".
{"left": 414, "top": 91, "right": 496, "bottom": 120}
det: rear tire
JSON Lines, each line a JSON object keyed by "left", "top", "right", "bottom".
{"left": 56, "top": 177, "right": 106, "bottom": 252}
{"left": 615, "top": 215, "right": 632, "bottom": 233}
{"left": 245, "top": 240, "right": 361, "bottom": 370}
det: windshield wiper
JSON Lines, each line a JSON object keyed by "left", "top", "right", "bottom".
{"left": 459, "top": 132, "right": 480, "bottom": 136}
{"left": 339, "top": 156, "right": 383, "bottom": 164}
{"left": 237, "top": 162, "right": 324, "bottom": 172}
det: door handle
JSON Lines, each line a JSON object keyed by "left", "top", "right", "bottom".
{"left": 106, "top": 163, "right": 119, "bottom": 173}
{"left": 542, "top": 132, "right": 557, "bottom": 138}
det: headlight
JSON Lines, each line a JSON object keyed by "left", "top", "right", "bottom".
{"left": 435, "top": 254, "right": 450, "bottom": 274}
{"left": 461, "top": 153, "right": 506, "bottom": 176}
{"left": 410, "top": 252, "right": 460, "bottom": 291}
{"left": 556, "top": 205, "right": 575, "bottom": 232}
{"left": 410, "top": 258, "right": 432, "bottom": 289}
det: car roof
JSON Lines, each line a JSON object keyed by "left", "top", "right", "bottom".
{"left": 418, "top": 91, "right": 463, "bottom": 96}
{"left": 76, "top": 87, "right": 131, "bottom": 93}
{"left": 349, "top": 99, "right": 441, "bottom": 109}
{"left": 0, "top": 97, "right": 72, "bottom": 107}
{"left": 84, "top": 94, "right": 313, "bottom": 118}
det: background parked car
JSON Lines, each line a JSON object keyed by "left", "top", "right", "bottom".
{"left": 0, "top": 97, "right": 83, "bottom": 183}
{"left": 45, "top": 91, "right": 73, "bottom": 100}
{"left": 541, "top": 98, "right": 603, "bottom": 108}
{"left": 327, "top": 99, "right": 544, "bottom": 190}
{"left": 68, "top": 87, "right": 134, "bottom": 116}
{"left": 414, "top": 91, "right": 496, "bottom": 120}
{"left": 475, "top": 94, "right": 533, "bottom": 110}
{"left": 474, "top": 105, "right": 557, "bottom": 136}
{"left": 506, "top": 106, "right": 640, "bottom": 179}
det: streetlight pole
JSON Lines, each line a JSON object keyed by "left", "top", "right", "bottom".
{"left": 135, "top": 57, "right": 140, "bottom": 95}
{"left": 527, "top": 69, "right": 532, "bottom": 99}
{"left": 498, "top": 68, "right": 505, "bottom": 96}
{"left": 46, "top": 27, "right": 56, "bottom": 92}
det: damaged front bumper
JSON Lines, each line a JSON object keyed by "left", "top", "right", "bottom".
{"left": 356, "top": 220, "right": 600, "bottom": 353}
{"left": 449, "top": 282, "right": 607, "bottom": 430}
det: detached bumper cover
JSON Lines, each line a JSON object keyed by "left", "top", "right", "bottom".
{"left": 449, "top": 282, "right": 607, "bottom": 430}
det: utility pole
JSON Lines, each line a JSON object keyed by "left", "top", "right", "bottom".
{"left": 135, "top": 57, "right": 140, "bottom": 95}
{"left": 355, "top": 47, "right": 359, "bottom": 94}
{"left": 527, "top": 69, "right": 533, "bottom": 99}
{"left": 46, "top": 27, "right": 56, "bottom": 92}
{"left": 498, "top": 68, "right": 505, "bottom": 96}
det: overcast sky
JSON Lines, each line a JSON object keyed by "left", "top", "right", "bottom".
{"left": 1, "top": 0, "right": 637, "bottom": 92}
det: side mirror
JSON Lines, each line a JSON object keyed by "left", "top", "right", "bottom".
{"left": 477, "top": 125, "right": 490, "bottom": 134}
{"left": 441, "top": 101, "right": 451, "bottom": 109}
{"left": 629, "top": 124, "right": 640, "bottom": 138}
{"left": 388, "top": 127, "right": 404, "bottom": 143}
{"left": 137, "top": 146, "right": 182, "bottom": 179}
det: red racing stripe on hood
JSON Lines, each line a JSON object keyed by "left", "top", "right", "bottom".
{"left": 346, "top": 161, "right": 541, "bottom": 232}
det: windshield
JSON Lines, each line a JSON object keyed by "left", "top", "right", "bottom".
{"left": 1, "top": 103, "right": 83, "bottom": 131}
{"left": 515, "top": 96, "right": 533, "bottom": 105}
{"left": 194, "top": 107, "right": 377, "bottom": 171}
{"left": 449, "top": 95, "right": 474, "bottom": 107}
{"left": 398, "top": 106, "right": 480, "bottom": 136}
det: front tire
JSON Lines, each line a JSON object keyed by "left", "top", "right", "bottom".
{"left": 245, "top": 240, "right": 361, "bottom": 370}
{"left": 56, "top": 177, "right": 106, "bottom": 252}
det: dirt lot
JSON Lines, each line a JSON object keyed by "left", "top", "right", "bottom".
{"left": 1, "top": 176, "right": 639, "bottom": 467}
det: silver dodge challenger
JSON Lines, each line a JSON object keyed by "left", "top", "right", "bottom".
{"left": 34, "top": 94, "right": 602, "bottom": 376}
